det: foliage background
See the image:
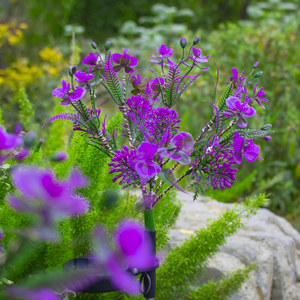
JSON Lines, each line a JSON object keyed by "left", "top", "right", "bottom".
{"left": 0, "top": 0, "right": 299, "bottom": 247}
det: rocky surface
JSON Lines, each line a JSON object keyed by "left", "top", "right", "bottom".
{"left": 169, "top": 192, "right": 300, "bottom": 300}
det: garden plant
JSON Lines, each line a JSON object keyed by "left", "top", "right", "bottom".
{"left": 0, "top": 36, "right": 272, "bottom": 299}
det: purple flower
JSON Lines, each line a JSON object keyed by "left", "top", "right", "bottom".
{"left": 8, "top": 166, "right": 89, "bottom": 240}
{"left": 149, "top": 44, "right": 173, "bottom": 64}
{"left": 93, "top": 221, "right": 156, "bottom": 295}
{"left": 189, "top": 48, "right": 209, "bottom": 64}
{"left": 264, "top": 135, "right": 271, "bottom": 141}
{"left": 108, "top": 146, "right": 138, "bottom": 185}
{"left": 142, "top": 107, "right": 181, "bottom": 147}
{"left": 253, "top": 84, "right": 268, "bottom": 109}
{"left": 223, "top": 96, "right": 256, "bottom": 128}
{"left": 150, "top": 77, "right": 164, "bottom": 93}
{"left": 7, "top": 287, "right": 60, "bottom": 300}
{"left": 232, "top": 132, "right": 260, "bottom": 164}
{"left": 131, "top": 73, "right": 147, "bottom": 95}
{"left": 159, "top": 132, "right": 194, "bottom": 165}
{"left": 82, "top": 52, "right": 100, "bottom": 66}
{"left": 126, "top": 95, "right": 153, "bottom": 123}
{"left": 0, "top": 125, "right": 22, "bottom": 151}
{"left": 231, "top": 67, "right": 246, "bottom": 85}
{"left": 112, "top": 49, "right": 138, "bottom": 73}
{"left": 0, "top": 125, "right": 24, "bottom": 165}
{"left": 134, "top": 142, "right": 161, "bottom": 180}
{"left": 52, "top": 79, "right": 85, "bottom": 105}
{"left": 51, "top": 151, "right": 68, "bottom": 162}
{"left": 74, "top": 68, "right": 95, "bottom": 84}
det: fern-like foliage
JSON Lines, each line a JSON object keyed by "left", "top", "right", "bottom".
{"left": 217, "top": 82, "right": 233, "bottom": 112}
{"left": 177, "top": 69, "right": 209, "bottom": 98}
{"left": 155, "top": 194, "right": 267, "bottom": 299}
{"left": 164, "top": 62, "right": 180, "bottom": 107}
{"left": 104, "top": 53, "right": 123, "bottom": 105}
{"left": 188, "top": 264, "right": 256, "bottom": 300}
{"left": 42, "top": 112, "right": 80, "bottom": 128}
{"left": 236, "top": 128, "right": 271, "bottom": 139}
{"left": 205, "top": 101, "right": 223, "bottom": 135}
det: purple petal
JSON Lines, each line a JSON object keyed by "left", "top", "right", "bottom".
{"left": 244, "top": 141, "right": 260, "bottom": 163}
{"left": 128, "top": 56, "right": 138, "bottom": 67}
{"left": 107, "top": 254, "right": 140, "bottom": 295}
{"left": 171, "top": 132, "right": 194, "bottom": 154}
{"left": 137, "top": 142, "right": 158, "bottom": 160}
{"left": 223, "top": 110, "right": 236, "bottom": 118}
{"left": 134, "top": 161, "right": 161, "bottom": 179}
{"left": 233, "top": 151, "right": 243, "bottom": 164}
{"left": 52, "top": 87, "right": 65, "bottom": 98}
{"left": 68, "top": 87, "right": 85, "bottom": 101}
{"left": 115, "top": 220, "right": 156, "bottom": 270}
{"left": 11, "top": 166, "right": 45, "bottom": 200}
{"left": 236, "top": 116, "right": 247, "bottom": 128}
{"left": 226, "top": 96, "right": 239, "bottom": 111}
{"left": 7, "top": 195, "right": 32, "bottom": 212}
{"left": 233, "top": 133, "right": 245, "bottom": 153}
{"left": 112, "top": 53, "right": 122, "bottom": 64}
{"left": 242, "top": 105, "right": 256, "bottom": 117}
{"left": 67, "top": 169, "right": 89, "bottom": 189}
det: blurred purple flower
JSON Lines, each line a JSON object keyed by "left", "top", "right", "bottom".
{"left": 52, "top": 79, "right": 85, "bottom": 105}
{"left": 93, "top": 221, "right": 156, "bottom": 295}
{"left": 159, "top": 132, "right": 194, "bottom": 165}
{"left": 223, "top": 96, "right": 256, "bottom": 128}
{"left": 232, "top": 132, "right": 260, "bottom": 164}
{"left": 112, "top": 49, "right": 138, "bottom": 73}
{"left": 51, "top": 151, "right": 68, "bottom": 162}
{"left": 8, "top": 166, "right": 89, "bottom": 240}
{"left": 7, "top": 287, "right": 60, "bottom": 300}
{"left": 0, "top": 125, "right": 24, "bottom": 165}
{"left": 231, "top": 67, "right": 246, "bottom": 84}
{"left": 253, "top": 84, "right": 268, "bottom": 109}
{"left": 189, "top": 48, "right": 209, "bottom": 64}
{"left": 0, "top": 125, "right": 22, "bottom": 151}
{"left": 82, "top": 52, "right": 100, "bottom": 66}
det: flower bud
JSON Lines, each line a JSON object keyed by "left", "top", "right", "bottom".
{"left": 254, "top": 71, "right": 263, "bottom": 78}
{"left": 193, "top": 36, "right": 200, "bottom": 45}
{"left": 24, "top": 131, "right": 36, "bottom": 148}
{"left": 180, "top": 37, "right": 187, "bottom": 48}
{"left": 260, "top": 124, "right": 272, "bottom": 131}
{"left": 264, "top": 135, "right": 272, "bottom": 141}
{"left": 91, "top": 41, "right": 97, "bottom": 49}
{"left": 104, "top": 40, "right": 111, "bottom": 51}
{"left": 253, "top": 61, "right": 259, "bottom": 69}
{"left": 69, "top": 65, "right": 76, "bottom": 77}
{"left": 51, "top": 151, "right": 68, "bottom": 162}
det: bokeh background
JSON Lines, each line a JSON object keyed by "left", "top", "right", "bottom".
{"left": 0, "top": 0, "right": 299, "bottom": 227}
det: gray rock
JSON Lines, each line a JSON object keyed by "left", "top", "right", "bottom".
{"left": 169, "top": 192, "right": 300, "bottom": 300}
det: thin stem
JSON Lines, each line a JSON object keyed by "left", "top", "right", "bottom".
{"left": 120, "top": 105, "right": 134, "bottom": 148}
{"left": 156, "top": 168, "right": 192, "bottom": 202}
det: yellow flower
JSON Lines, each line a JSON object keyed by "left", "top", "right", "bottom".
{"left": 39, "top": 47, "right": 62, "bottom": 63}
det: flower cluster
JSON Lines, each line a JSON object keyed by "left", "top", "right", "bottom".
{"left": 48, "top": 36, "right": 271, "bottom": 212}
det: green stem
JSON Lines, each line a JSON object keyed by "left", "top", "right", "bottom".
{"left": 144, "top": 208, "right": 155, "bottom": 231}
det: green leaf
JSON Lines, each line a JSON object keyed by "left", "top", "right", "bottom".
{"left": 158, "top": 168, "right": 185, "bottom": 192}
